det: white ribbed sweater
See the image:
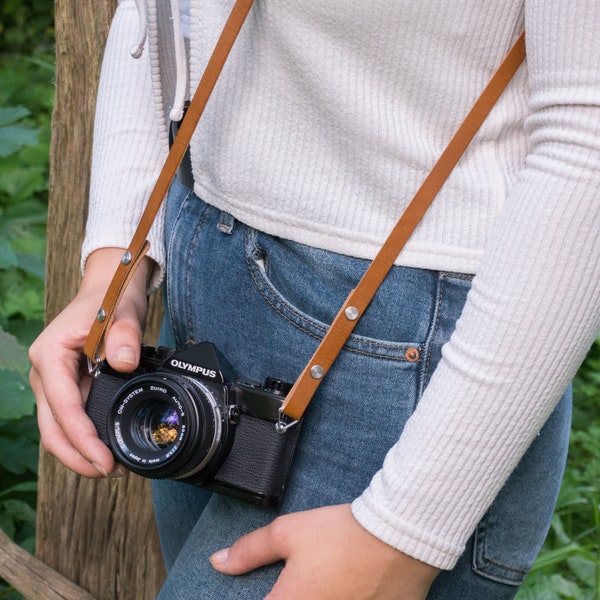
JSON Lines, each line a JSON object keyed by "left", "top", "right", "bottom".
{"left": 84, "top": 0, "right": 600, "bottom": 569}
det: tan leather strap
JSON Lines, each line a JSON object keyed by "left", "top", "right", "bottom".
{"left": 84, "top": 0, "right": 255, "bottom": 365}
{"left": 280, "top": 31, "right": 526, "bottom": 421}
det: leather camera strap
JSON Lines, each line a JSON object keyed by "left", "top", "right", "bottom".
{"left": 85, "top": 20, "right": 525, "bottom": 423}
{"left": 279, "top": 32, "right": 526, "bottom": 421}
{"left": 84, "top": 0, "right": 255, "bottom": 365}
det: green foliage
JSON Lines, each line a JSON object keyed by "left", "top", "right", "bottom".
{"left": 517, "top": 339, "right": 600, "bottom": 599}
{"left": 0, "top": 0, "right": 54, "bottom": 55}
{"left": 0, "top": 6, "right": 53, "bottom": 594}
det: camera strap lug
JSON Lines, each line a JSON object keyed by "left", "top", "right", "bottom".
{"left": 275, "top": 409, "right": 299, "bottom": 435}
{"left": 87, "top": 356, "right": 102, "bottom": 379}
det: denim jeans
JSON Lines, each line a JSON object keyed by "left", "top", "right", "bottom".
{"left": 152, "top": 178, "right": 571, "bottom": 599}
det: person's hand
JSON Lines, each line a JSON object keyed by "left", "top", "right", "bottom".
{"left": 29, "top": 248, "right": 153, "bottom": 478}
{"left": 210, "top": 504, "right": 440, "bottom": 599}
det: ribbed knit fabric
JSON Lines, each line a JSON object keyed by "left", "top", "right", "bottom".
{"left": 84, "top": 0, "right": 600, "bottom": 569}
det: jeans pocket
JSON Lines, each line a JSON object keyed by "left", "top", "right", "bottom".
{"left": 244, "top": 229, "right": 431, "bottom": 362}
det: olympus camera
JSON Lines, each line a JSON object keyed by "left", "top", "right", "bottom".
{"left": 85, "top": 342, "right": 301, "bottom": 507}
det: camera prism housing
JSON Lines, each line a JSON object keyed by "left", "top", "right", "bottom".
{"left": 85, "top": 342, "right": 301, "bottom": 507}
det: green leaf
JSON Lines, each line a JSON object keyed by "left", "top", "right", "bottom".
{"left": 2, "top": 318, "right": 44, "bottom": 348}
{"left": 566, "top": 555, "right": 599, "bottom": 588}
{"left": 0, "top": 371, "right": 34, "bottom": 419}
{"left": 530, "top": 543, "right": 582, "bottom": 571}
{"left": 0, "top": 498, "right": 36, "bottom": 525}
{"left": 0, "top": 105, "right": 30, "bottom": 127}
{"left": 0, "top": 123, "right": 39, "bottom": 157}
{"left": 0, "top": 327, "right": 30, "bottom": 373}
{"left": 0, "top": 434, "right": 38, "bottom": 475}
{"left": 548, "top": 573, "right": 585, "bottom": 598}
{"left": 0, "top": 164, "right": 48, "bottom": 201}
{"left": 15, "top": 252, "right": 46, "bottom": 280}
{"left": 0, "top": 236, "right": 18, "bottom": 269}
{"left": 0, "top": 482, "right": 38, "bottom": 499}
{"left": 0, "top": 510, "right": 16, "bottom": 539}
{"left": 0, "top": 269, "right": 45, "bottom": 320}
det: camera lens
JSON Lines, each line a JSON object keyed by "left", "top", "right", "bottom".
{"left": 132, "top": 401, "right": 180, "bottom": 450}
{"left": 106, "top": 373, "right": 229, "bottom": 481}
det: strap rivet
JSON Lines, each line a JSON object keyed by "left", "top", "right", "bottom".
{"left": 310, "top": 365, "right": 324, "bottom": 380}
{"left": 344, "top": 306, "right": 359, "bottom": 321}
{"left": 97, "top": 308, "right": 106, "bottom": 323}
{"left": 121, "top": 251, "right": 133, "bottom": 265}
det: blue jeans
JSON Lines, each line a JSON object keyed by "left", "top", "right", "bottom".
{"left": 153, "top": 178, "right": 571, "bottom": 599}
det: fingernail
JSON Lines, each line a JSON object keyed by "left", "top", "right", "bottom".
{"left": 209, "top": 548, "right": 229, "bottom": 567}
{"left": 108, "top": 465, "right": 128, "bottom": 478}
{"left": 116, "top": 346, "right": 137, "bottom": 365}
{"left": 92, "top": 462, "right": 109, "bottom": 477}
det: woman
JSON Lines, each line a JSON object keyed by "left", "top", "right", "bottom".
{"left": 30, "top": 0, "right": 600, "bottom": 597}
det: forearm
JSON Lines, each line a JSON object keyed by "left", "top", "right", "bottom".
{"left": 354, "top": 0, "right": 600, "bottom": 569}
{"left": 82, "top": 0, "right": 168, "bottom": 290}
{"left": 354, "top": 175, "right": 600, "bottom": 567}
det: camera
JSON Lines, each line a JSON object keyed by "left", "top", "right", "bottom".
{"left": 85, "top": 342, "right": 301, "bottom": 507}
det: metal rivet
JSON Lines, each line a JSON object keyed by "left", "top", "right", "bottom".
{"left": 344, "top": 306, "right": 359, "bottom": 321}
{"left": 97, "top": 308, "right": 106, "bottom": 323}
{"left": 405, "top": 348, "right": 420, "bottom": 362}
{"left": 121, "top": 251, "right": 133, "bottom": 265}
{"left": 310, "top": 365, "right": 324, "bottom": 380}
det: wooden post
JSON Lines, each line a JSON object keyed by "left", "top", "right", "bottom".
{"left": 0, "top": 529, "right": 94, "bottom": 600}
{"left": 36, "top": 1, "right": 165, "bottom": 598}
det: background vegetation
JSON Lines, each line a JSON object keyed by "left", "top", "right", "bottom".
{"left": 0, "top": 2, "right": 598, "bottom": 599}
{"left": 0, "top": 1, "right": 54, "bottom": 597}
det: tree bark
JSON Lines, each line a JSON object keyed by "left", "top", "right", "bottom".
{"left": 37, "top": 1, "right": 165, "bottom": 598}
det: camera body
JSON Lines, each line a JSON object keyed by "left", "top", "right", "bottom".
{"left": 86, "top": 342, "right": 301, "bottom": 507}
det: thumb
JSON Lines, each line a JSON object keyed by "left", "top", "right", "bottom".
{"left": 104, "top": 302, "right": 145, "bottom": 373}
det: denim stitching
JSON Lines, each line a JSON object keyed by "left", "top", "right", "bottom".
{"left": 244, "top": 229, "right": 421, "bottom": 361}
{"left": 166, "top": 187, "right": 196, "bottom": 346}
{"left": 166, "top": 191, "right": 213, "bottom": 347}
{"left": 472, "top": 517, "right": 527, "bottom": 584}
{"left": 184, "top": 208, "right": 213, "bottom": 341}
{"left": 417, "top": 272, "right": 444, "bottom": 400}
{"left": 439, "top": 270, "right": 474, "bottom": 283}
{"left": 245, "top": 230, "right": 328, "bottom": 335}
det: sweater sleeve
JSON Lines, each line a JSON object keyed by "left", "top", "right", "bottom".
{"left": 352, "top": 0, "right": 600, "bottom": 569}
{"left": 81, "top": 0, "right": 169, "bottom": 290}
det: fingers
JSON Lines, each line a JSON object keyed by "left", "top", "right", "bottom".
{"left": 29, "top": 250, "right": 153, "bottom": 478}
{"left": 210, "top": 518, "right": 288, "bottom": 575}
{"left": 30, "top": 325, "right": 116, "bottom": 477}
{"left": 209, "top": 506, "right": 440, "bottom": 600}
{"left": 31, "top": 310, "right": 142, "bottom": 476}
{"left": 34, "top": 372, "right": 113, "bottom": 477}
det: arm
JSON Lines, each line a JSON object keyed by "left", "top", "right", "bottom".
{"left": 211, "top": 0, "right": 600, "bottom": 593}
{"left": 83, "top": 0, "right": 169, "bottom": 289}
{"left": 353, "top": 0, "right": 600, "bottom": 568}
{"left": 30, "top": 0, "right": 166, "bottom": 477}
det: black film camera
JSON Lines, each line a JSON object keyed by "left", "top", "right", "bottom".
{"left": 85, "top": 342, "right": 301, "bottom": 507}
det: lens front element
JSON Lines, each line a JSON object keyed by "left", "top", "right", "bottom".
{"left": 107, "top": 373, "right": 224, "bottom": 480}
{"left": 133, "top": 401, "right": 181, "bottom": 450}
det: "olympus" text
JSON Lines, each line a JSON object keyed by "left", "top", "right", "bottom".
{"left": 170, "top": 359, "right": 217, "bottom": 379}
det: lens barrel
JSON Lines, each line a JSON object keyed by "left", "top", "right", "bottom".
{"left": 106, "top": 373, "right": 225, "bottom": 480}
